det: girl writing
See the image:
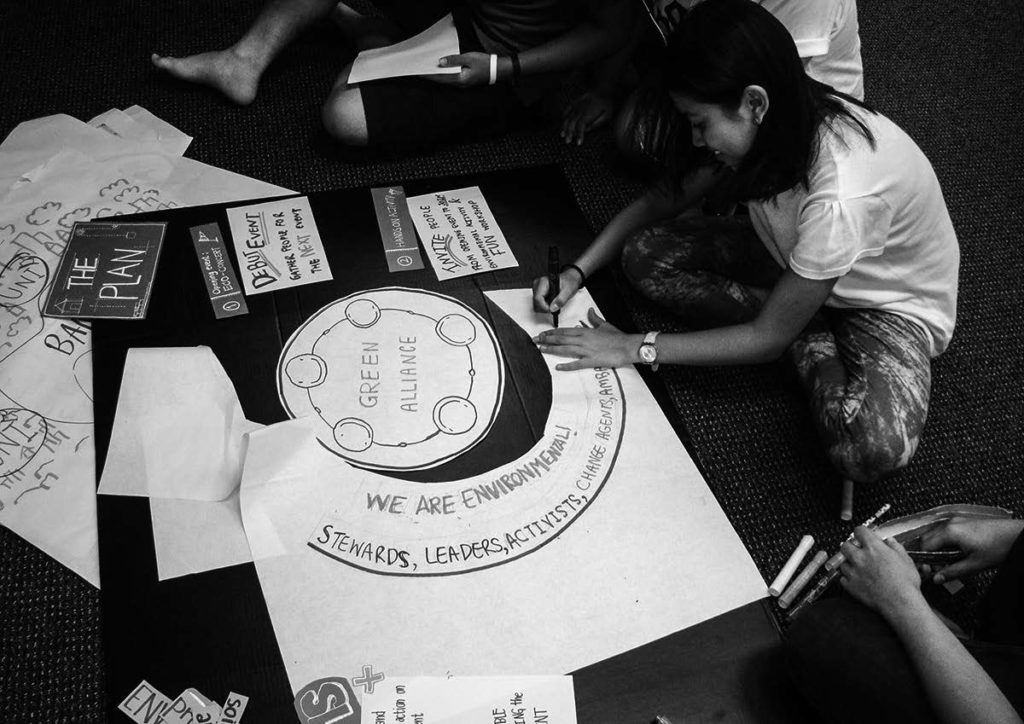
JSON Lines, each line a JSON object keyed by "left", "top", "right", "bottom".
{"left": 533, "top": 0, "right": 959, "bottom": 484}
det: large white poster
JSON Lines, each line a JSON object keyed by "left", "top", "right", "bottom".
{"left": 240, "top": 288, "right": 765, "bottom": 692}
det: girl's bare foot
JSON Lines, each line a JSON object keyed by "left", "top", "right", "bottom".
{"left": 151, "top": 49, "right": 262, "bottom": 106}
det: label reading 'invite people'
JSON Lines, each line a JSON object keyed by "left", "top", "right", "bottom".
{"left": 406, "top": 186, "right": 518, "bottom": 281}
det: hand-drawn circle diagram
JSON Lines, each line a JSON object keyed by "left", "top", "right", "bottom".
{"left": 287, "top": 290, "right": 628, "bottom": 578}
{"left": 278, "top": 288, "right": 505, "bottom": 471}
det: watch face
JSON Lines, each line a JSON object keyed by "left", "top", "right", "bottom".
{"left": 639, "top": 344, "right": 656, "bottom": 363}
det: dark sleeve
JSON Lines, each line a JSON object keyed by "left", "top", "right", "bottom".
{"left": 975, "top": 529, "right": 1024, "bottom": 646}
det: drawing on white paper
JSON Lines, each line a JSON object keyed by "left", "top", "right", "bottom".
{"left": 242, "top": 290, "right": 766, "bottom": 689}
{"left": 0, "top": 182, "right": 178, "bottom": 519}
{"left": 264, "top": 289, "right": 628, "bottom": 578}
{"left": 0, "top": 110, "right": 289, "bottom": 586}
{"left": 304, "top": 369, "right": 624, "bottom": 577}
{"left": 278, "top": 287, "right": 505, "bottom": 471}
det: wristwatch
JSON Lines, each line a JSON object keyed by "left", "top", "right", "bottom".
{"left": 638, "top": 331, "right": 660, "bottom": 371}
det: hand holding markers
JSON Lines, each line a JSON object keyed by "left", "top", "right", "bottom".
{"left": 916, "top": 517, "right": 1024, "bottom": 584}
{"left": 837, "top": 526, "right": 924, "bottom": 622}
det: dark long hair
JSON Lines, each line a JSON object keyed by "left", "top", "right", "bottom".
{"left": 664, "top": 0, "right": 875, "bottom": 200}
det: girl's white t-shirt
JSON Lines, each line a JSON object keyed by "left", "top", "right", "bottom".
{"left": 747, "top": 107, "right": 960, "bottom": 356}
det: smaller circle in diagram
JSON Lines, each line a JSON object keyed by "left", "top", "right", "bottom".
{"left": 432, "top": 396, "right": 477, "bottom": 435}
{"left": 333, "top": 418, "right": 374, "bottom": 452}
{"left": 435, "top": 314, "right": 476, "bottom": 346}
{"left": 285, "top": 354, "right": 328, "bottom": 388}
{"left": 345, "top": 299, "right": 381, "bottom": 328}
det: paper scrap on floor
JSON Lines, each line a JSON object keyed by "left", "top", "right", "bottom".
{"left": 97, "top": 345, "right": 263, "bottom": 580}
{"left": 0, "top": 108, "right": 290, "bottom": 587}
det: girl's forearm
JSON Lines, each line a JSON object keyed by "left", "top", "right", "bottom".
{"left": 886, "top": 597, "right": 1022, "bottom": 724}
{"left": 655, "top": 324, "right": 782, "bottom": 366}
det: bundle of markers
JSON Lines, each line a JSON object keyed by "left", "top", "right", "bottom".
{"left": 769, "top": 503, "right": 892, "bottom": 618}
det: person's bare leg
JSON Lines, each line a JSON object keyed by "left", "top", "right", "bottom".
{"left": 320, "top": 12, "right": 405, "bottom": 147}
{"left": 151, "top": 0, "right": 337, "bottom": 105}
{"left": 322, "top": 61, "right": 369, "bottom": 146}
{"left": 330, "top": 2, "right": 401, "bottom": 51}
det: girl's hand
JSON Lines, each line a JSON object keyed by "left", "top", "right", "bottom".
{"left": 918, "top": 517, "right": 1024, "bottom": 584}
{"left": 532, "top": 269, "right": 583, "bottom": 315}
{"left": 839, "top": 526, "right": 924, "bottom": 623}
{"left": 561, "top": 91, "right": 614, "bottom": 146}
{"left": 432, "top": 53, "right": 490, "bottom": 87}
{"left": 533, "top": 308, "right": 639, "bottom": 371}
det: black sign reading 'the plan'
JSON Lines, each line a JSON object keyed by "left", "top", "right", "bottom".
{"left": 43, "top": 221, "right": 166, "bottom": 320}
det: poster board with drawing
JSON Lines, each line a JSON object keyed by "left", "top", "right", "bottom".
{"left": 92, "top": 167, "right": 767, "bottom": 723}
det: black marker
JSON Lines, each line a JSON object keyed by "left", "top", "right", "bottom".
{"left": 547, "top": 246, "right": 560, "bottom": 327}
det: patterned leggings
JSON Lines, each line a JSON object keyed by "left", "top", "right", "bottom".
{"left": 621, "top": 215, "right": 933, "bottom": 483}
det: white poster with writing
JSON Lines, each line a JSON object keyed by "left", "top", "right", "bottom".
{"left": 225, "top": 196, "right": 332, "bottom": 295}
{"left": 362, "top": 676, "right": 576, "bottom": 724}
{"left": 0, "top": 110, "right": 288, "bottom": 587}
{"left": 240, "top": 288, "right": 765, "bottom": 692}
{"left": 406, "top": 186, "right": 518, "bottom": 280}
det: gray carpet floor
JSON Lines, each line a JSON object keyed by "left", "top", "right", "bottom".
{"left": 1, "top": 0, "right": 1022, "bottom": 720}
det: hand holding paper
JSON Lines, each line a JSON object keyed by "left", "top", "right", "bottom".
{"left": 432, "top": 52, "right": 493, "bottom": 87}
{"left": 348, "top": 14, "right": 462, "bottom": 84}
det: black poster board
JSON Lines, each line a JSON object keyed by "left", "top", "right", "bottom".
{"left": 93, "top": 166, "right": 796, "bottom": 722}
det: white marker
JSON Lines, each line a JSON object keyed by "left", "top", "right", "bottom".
{"left": 779, "top": 550, "right": 829, "bottom": 609}
{"left": 840, "top": 478, "right": 855, "bottom": 521}
{"left": 769, "top": 534, "right": 814, "bottom": 597}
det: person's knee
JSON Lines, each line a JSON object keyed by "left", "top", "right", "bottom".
{"left": 322, "top": 88, "right": 369, "bottom": 147}
{"left": 826, "top": 421, "right": 920, "bottom": 483}
{"left": 619, "top": 228, "right": 657, "bottom": 289}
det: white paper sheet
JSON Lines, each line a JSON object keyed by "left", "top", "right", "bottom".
{"left": 0, "top": 110, "right": 289, "bottom": 586}
{"left": 98, "top": 346, "right": 261, "bottom": 501}
{"left": 361, "top": 676, "right": 577, "bottom": 724}
{"left": 88, "top": 107, "right": 192, "bottom": 157}
{"left": 240, "top": 288, "right": 765, "bottom": 692}
{"left": 96, "top": 345, "right": 266, "bottom": 579}
{"left": 150, "top": 494, "right": 255, "bottom": 580}
{"left": 348, "top": 13, "right": 462, "bottom": 84}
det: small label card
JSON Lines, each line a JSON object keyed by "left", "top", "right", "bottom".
{"left": 361, "top": 676, "right": 577, "bottom": 724}
{"left": 43, "top": 221, "right": 166, "bottom": 320}
{"left": 118, "top": 680, "right": 172, "bottom": 724}
{"left": 190, "top": 222, "right": 249, "bottom": 318}
{"left": 214, "top": 692, "right": 249, "bottom": 724}
{"left": 371, "top": 186, "right": 425, "bottom": 272}
{"left": 406, "top": 186, "right": 518, "bottom": 280}
{"left": 161, "top": 688, "right": 221, "bottom": 724}
{"left": 225, "top": 196, "right": 333, "bottom": 295}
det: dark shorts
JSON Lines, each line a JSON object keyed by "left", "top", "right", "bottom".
{"left": 358, "top": 2, "right": 526, "bottom": 149}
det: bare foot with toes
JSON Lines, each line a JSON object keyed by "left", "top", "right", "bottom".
{"left": 151, "top": 49, "right": 262, "bottom": 106}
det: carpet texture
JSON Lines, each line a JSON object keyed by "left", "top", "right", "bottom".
{"left": 1, "top": 0, "right": 1022, "bottom": 720}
